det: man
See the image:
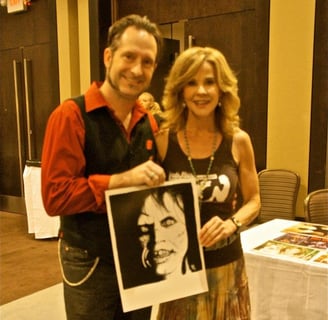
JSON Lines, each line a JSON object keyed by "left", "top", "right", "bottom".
{"left": 41, "top": 15, "right": 165, "bottom": 320}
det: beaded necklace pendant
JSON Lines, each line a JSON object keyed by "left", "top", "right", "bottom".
{"left": 184, "top": 130, "right": 217, "bottom": 199}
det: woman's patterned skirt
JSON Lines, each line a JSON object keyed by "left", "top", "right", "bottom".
{"left": 156, "top": 256, "right": 251, "bottom": 320}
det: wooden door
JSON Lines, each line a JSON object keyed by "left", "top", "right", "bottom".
{"left": 23, "top": 44, "right": 59, "bottom": 161}
{"left": 0, "top": 48, "right": 24, "bottom": 198}
{"left": 148, "top": 38, "right": 180, "bottom": 104}
{"left": 0, "top": 1, "right": 59, "bottom": 213}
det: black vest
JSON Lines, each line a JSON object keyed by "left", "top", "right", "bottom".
{"left": 163, "top": 132, "right": 243, "bottom": 268}
{"left": 60, "top": 95, "right": 158, "bottom": 261}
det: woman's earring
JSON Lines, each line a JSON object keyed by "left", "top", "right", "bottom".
{"left": 141, "top": 247, "right": 152, "bottom": 268}
{"left": 182, "top": 102, "right": 186, "bottom": 108}
{"left": 218, "top": 101, "right": 222, "bottom": 107}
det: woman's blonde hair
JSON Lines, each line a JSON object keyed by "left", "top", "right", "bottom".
{"left": 161, "top": 47, "right": 240, "bottom": 136}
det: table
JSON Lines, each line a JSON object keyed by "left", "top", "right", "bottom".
{"left": 23, "top": 165, "right": 59, "bottom": 239}
{"left": 241, "top": 219, "right": 328, "bottom": 320}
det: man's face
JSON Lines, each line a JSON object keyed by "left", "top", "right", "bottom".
{"left": 138, "top": 192, "right": 188, "bottom": 278}
{"left": 105, "top": 26, "right": 157, "bottom": 101}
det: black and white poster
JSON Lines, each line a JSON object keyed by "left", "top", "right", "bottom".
{"left": 105, "top": 179, "right": 208, "bottom": 312}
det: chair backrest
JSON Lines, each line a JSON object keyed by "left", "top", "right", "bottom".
{"left": 258, "top": 169, "right": 300, "bottom": 223}
{"left": 304, "top": 189, "right": 328, "bottom": 225}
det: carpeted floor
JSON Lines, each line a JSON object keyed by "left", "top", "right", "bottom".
{"left": 0, "top": 211, "right": 62, "bottom": 305}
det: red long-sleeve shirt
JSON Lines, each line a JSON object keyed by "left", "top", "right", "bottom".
{"left": 41, "top": 82, "right": 148, "bottom": 216}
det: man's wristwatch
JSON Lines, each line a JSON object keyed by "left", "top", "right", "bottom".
{"left": 230, "top": 216, "right": 242, "bottom": 234}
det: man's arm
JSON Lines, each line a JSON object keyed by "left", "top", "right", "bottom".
{"left": 41, "top": 100, "right": 102, "bottom": 216}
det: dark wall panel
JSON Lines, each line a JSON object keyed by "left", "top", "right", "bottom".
{"left": 115, "top": 0, "right": 269, "bottom": 171}
{"left": 89, "top": 0, "right": 112, "bottom": 81}
{"left": 117, "top": 0, "right": 255, "bottom": 24}
{"left": 308, "top": 0, "right": 328, "bottom": 191}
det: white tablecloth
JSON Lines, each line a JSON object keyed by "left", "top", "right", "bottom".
{"left": 241, "top": 219, "right": 328, "bottom": 320}
{"left": 23, "top": 165, "right": 59, "bottom": 239}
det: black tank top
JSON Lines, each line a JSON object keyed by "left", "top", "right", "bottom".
{"left": 162, "top": 132, "right": 243, "bottom": 268}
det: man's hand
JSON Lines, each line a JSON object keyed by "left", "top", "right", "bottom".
{"left": 109, "top": 160, "right": 166, "bottom": 189}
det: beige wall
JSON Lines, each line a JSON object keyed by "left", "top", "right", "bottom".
{"left": 56, "top": 0, "right": 90, "bottom": 102}
{"left": 267, "top": 0, "right": 316, "bottom": 217}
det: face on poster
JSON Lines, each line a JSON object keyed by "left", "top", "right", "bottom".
{"left": 105, "top": 179, "right": 208, "bottom": 312}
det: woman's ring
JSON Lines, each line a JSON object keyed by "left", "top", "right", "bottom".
{"left": 149, "top": 171, "right": 155, "bottom": 179}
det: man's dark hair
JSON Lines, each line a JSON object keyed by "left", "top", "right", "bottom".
{"left": 107, "top": 14, "right": 163, "bottom": 63}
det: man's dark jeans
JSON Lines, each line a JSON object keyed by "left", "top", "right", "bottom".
{"left": 59, "top": 239, "right": 151, "bottom": 320}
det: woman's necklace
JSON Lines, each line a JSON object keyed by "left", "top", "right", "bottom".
{"left": 183, "top": 129, "right": 218, "bottom": 199}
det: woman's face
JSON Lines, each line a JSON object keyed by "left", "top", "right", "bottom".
{"left": 138, "top": 192, "right": 188, "bottom": 278}
{"left": 139, "top": 93, "right": 153, "bottom": 109}
{"left": 182, "top": 61, "right": 220, "bottom": 119}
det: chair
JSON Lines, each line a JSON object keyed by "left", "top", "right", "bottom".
{"left": 304, "top": 189, "right": 328, "bottom": 225}
{"left": 257, "top": 169, "right": 300, "bottom": 223}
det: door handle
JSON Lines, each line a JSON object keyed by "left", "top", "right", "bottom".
{"left": 13, "top": 60, "right": 25, "bottom": 195}
{"left": 188, "top": 35, "right": 195, "bottom": 48}
{"left": 23, "top": 58, "right": 33, "bottom": 160}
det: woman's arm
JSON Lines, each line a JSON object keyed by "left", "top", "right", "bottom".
{"left": 200, "top": 129, "right": 260, "bottom": 247}
{"left": 154, "top": 128, "right": 170, "bottom": 163}
{"left": 231, "top": 129, "right": 261, "bottom": 226}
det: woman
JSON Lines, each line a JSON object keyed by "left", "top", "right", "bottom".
{"left": 137, "top": 185, "right": 202, "bottom": 280}
{"left": 155, "top": 47, "right": 260, "bottom": 319}
{"left": 138, "top": 91, "right": 162, "bottom": 115}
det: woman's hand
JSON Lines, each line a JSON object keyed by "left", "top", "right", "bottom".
{"left": 199, "top": 216, "right": 236, "bottom": 247}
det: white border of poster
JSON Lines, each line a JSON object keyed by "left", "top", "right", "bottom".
{"left": 105, "top": 178, "right": 208, "bottom": 312}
